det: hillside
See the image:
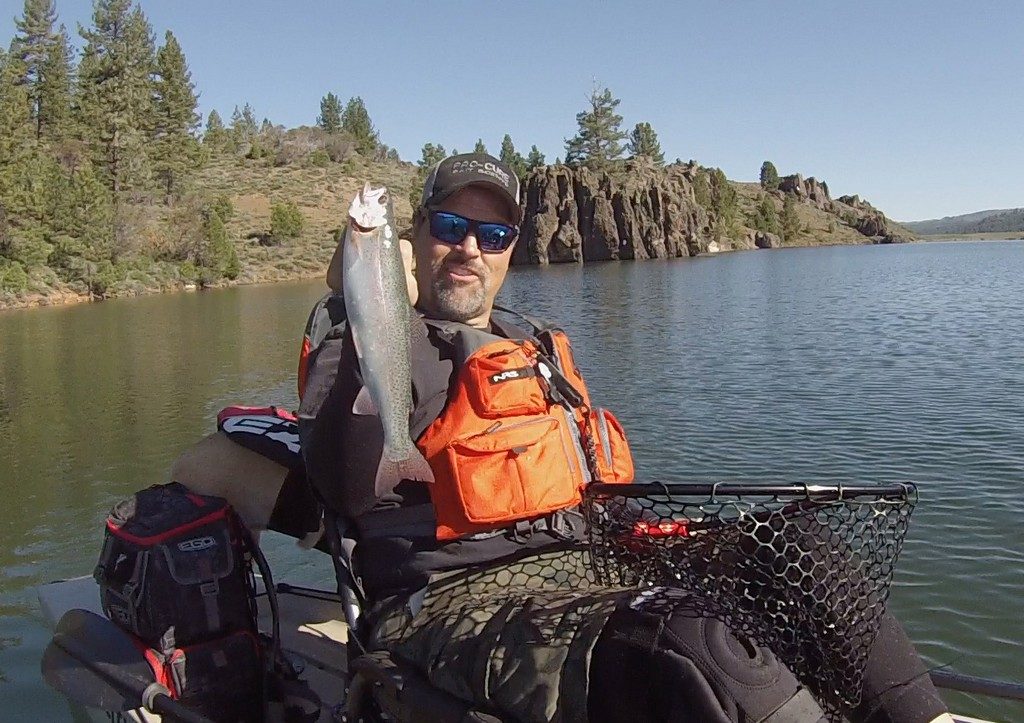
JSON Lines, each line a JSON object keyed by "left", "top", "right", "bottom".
{"left": 192, "top": 151, "right": 418, "bottom": 285}
{"left": 1, "top": 129, "right": 421, "bottom": 311}
{"left": 904, "top": 208, "right": 1024, "bottom": 235}
{"left": 2, "top": 150, "right": 915, "bottom": 310}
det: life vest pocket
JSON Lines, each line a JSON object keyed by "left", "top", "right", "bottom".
{"left": 589, "top": 408, "right": 635, "bottom": 484}
{"left": 442, "top": 416, "right": 583, "bottom": 527}
{"left": 464, "top": 341, "right": 548, "bottom": 418}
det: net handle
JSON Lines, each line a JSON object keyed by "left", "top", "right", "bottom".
{"left": 587, "top": 481, "right": 917, "bottom": 503}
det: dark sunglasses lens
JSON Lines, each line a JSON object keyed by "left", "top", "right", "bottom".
{"left": 430, "top": 212, "right": 469, "bottom": 244}
{"left": 477, "top": 223, "right": 517, "bottom": 251}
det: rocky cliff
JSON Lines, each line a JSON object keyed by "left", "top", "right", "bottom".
{"left": 513, "top": 164, "right": 912, "bottom": 264}
{"left": 512, "top": 160, "right": 709, "bottom": 265}
{"left": 834, "top": 194, "right": 913, "bottom": 244}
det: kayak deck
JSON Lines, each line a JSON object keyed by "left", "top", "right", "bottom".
{"left": 38, "top": 575, "right": 348, "bottom": 722}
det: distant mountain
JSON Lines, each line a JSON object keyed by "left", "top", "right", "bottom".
{"left": 903, "top": 208, "right": 1024, "bottom": 235}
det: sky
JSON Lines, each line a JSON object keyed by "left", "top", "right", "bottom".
{"left": 2, "top": 0, "right": 1022, "bottom": 221}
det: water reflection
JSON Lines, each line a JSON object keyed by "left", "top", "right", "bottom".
{"left": 1, "top": 242, "right": 1023, "bottom": 719}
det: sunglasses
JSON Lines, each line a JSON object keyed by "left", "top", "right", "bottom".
{"left": 428, "top": 210, "right": 519, "bottom": 253}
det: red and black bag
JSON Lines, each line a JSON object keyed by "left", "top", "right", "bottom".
{"left": 95, "top": 482, "right": 258, "bottom": 647}
{"left": 145, "top": 630, "right": 264, "bottom": 722}
{"left": 95, "top": 482, "right": 265, "bottom": 720}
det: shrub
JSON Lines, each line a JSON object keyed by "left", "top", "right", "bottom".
{"left": 88, "top": 260, "right": 122, "bottom": 298}
{"left": 308, "top": 149, "right": 331, "bottom": 168}
{"left": 324, "top": 135, "right": 355, "bottom": 163}
{"left": 270, "top": 201, "right": 304, "bottom": 240}
{"left": 179, "top": 261, "right": 199, "bottom": 283}
{"left": 246, "top": 138, "right": 269, "bottom": 160}
{"left": 208, "top": 195, "right": 234, "bottom": 224}
{"left": 202, "top": 212, "right": 240, "bottom": 279}
{"left": 0, "top": 259, "right": 29, "bottom": 293}
{"left": 274, "top": 144, "right": 304, "bottom": 167}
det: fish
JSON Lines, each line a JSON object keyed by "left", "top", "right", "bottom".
{"left": 342, "top": 183, "right": 434, "bottom": 494}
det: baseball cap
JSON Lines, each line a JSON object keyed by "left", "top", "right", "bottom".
{"left": 420, "top": 153, "right": 522, "bottom": 224}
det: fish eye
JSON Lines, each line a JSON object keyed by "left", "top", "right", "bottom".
{"left": 379, "top": 192, "right": 389, "bottom": 205}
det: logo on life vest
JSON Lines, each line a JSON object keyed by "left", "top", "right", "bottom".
{"left": 489, "top": 366, "right": 533, "bottom": 384}
{"left": 178, "top": 536, "right": 217, "bottom": 552}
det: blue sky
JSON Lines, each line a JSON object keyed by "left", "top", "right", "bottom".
{"left": 3, "top": 0, "right": 1022, "bottom": 221}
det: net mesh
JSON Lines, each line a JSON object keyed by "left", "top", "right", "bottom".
{"left": 581, "top": 482, "right": 917, "bottom": 719}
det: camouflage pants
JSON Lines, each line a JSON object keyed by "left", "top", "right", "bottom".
{"left": 371, "top": 549, "right": 636, "bottom": 723}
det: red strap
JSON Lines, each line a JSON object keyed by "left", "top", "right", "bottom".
{"left": 106, "top": 507, "right": 228, "bottom": 546}
{"left": 217, "top": 405, "right": 297, "bottom": 426}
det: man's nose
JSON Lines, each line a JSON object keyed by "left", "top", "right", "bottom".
{"left": 455, "top": 230, "right": 482, "bottom": 258}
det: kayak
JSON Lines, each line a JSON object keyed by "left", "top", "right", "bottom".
{"left": 37, "top": 576, "right": 1002, "bottom": 723}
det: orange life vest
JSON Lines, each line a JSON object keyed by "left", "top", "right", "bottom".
{"left": 417, "top": 326, "right": 634, "bottom": 541}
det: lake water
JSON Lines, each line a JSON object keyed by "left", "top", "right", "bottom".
{"left": 1, "top": 240, "right": 1022, "bottom": 721}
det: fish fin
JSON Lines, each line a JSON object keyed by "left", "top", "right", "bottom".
{"left": 351, "top": 385, "right": 377, "bottom": 416}
{"left": 349, "top": 320, "right": 364, "bottom": 361}
{"left": 374, "top": 447, "right": 435, "bottom": 496}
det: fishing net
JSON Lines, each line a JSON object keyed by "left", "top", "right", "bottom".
{"left": 581, "top": 481, "right": 917, "bottom": 719}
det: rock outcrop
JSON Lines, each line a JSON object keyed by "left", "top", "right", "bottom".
{"left": 754, "top": 231, "right": 781, "bottom": 249}
{"left": 778, "top": 174, "right": 833, "bottom": 211}
{"left": 514, "top": 161, "right": 710, "bottom": 265}
{"left": 836, "top": 195, "right": 912, "bottom": 244}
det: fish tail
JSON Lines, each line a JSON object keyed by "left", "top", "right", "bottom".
{"left": 374, "top": 446, "right": 435, "bottom": 496}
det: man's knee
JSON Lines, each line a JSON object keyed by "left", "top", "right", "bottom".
{"left": 171, "top": 432, "right": 288, "bottom": 532}
{"left": 589, "top": 606, "right": 826, "bottom": 722}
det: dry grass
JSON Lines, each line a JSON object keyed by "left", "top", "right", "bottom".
{"left": 195, "top": 154, "right": 418, "bottom": 283}
{"left": 732, "top": 182, "right": 873, "bottom": 247}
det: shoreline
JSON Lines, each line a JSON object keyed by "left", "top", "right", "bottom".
{"left": 919, "top": 232, "right": 1024, "bottom": 242}
{"left": 0, "top": 268, "right": 328, "bottom": 314}
{"left": 6, "top": 234, "right": 1021, "bottom": 313}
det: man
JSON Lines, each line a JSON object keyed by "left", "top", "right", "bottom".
{"left": 176, "top": 154, "right": 952, "bottom": 723}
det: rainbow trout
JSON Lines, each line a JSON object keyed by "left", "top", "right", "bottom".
{"left": 343, "top": 183, "right": 434, "bottom": 494}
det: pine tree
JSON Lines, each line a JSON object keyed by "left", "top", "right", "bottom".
{"left": 498, "top": 134, "right": 527, "bottom": 179}
{"left": 564, "top": 86, "right": 627, "bottom": 171}
{"left": 709, "top": 168, "right": 737, "bottom": 241}
{"left": 627, "top": 122, "right": 665, "bottom": 165}
{"left": 0, "top": 50, "right": 33, "bottom": 157}
{"left": 781, "top": 193, "right": 800, "bottom": 242}
{"left": 201, "top": 208, "right": 238, "bottom": 279}
{"left": 230, "top": 103, "right": 258, "bottom": 147}
{"left": 341, "top": 96, "right": 378, "bottom": 155}
{"left": 760, "top": 161, "right": 780, "bottom": 191}
{"left": 203, "top": 110, "right": 230, "bottom": 151}
{"left": 526, "top": 145, "right": 546, "bottom": 170}
{"left": 318, "top": 92, "right": 342, "bottom": 133}
{"left": 37, "top": 24, "right": 74, "bottom": 140}
{"left": 752, "top": 195, "right": 780, "bottom": 235}
{"left": 418, "top": 142, "right": 447, "bottom": 170}
{"left": 473, "top": 138, "right": 487, "bottom": 154}
{"left": 151, "top": 30, "right": 200, "bottom": 201}
{"left": 0, "top": 52, "right": 36, "bottom": 241}
{"left": 10, "top": 0, "right": 58, "bottom": 139}
{"left": 46, "top": 161, "right": 114, "bottom": 273}
{"left": 411, "top": 143, "right": 447, "bottom": 208}
{"left": 692, "top": 168, "right": 711, "bottom": 208}
{"left": 11, "top": 0, "right": 72, "bottom": 141}
{"left": 77, "top": 0, "right": 157, "bottom": 196}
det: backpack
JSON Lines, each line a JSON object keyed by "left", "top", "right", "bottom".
{"left": 95, "top": 482, "right": 264, "bottom": 721}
